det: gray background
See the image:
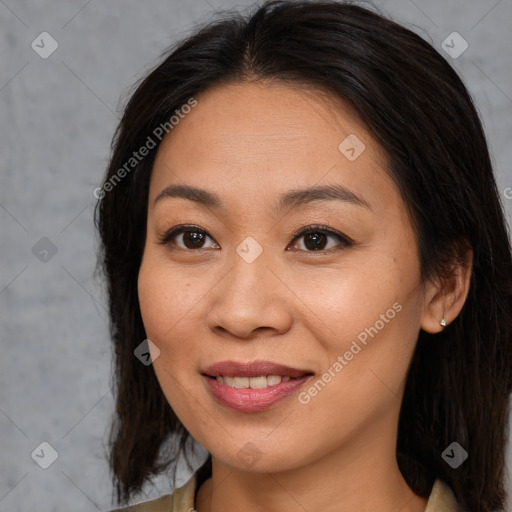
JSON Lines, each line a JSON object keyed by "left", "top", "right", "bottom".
{"left": 1, "top": 0, "right": 511, "bottom": 510}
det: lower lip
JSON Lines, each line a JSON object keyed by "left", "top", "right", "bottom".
{"left": 203, "top": 375, "right": 312, "bottom": 412}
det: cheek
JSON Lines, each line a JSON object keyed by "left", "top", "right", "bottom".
{"left": 137, "top": 254, "right": 200, "bottom": 346}
{"left": 137, "top": 256, "right": 204, "bottom": 422}
{"left": 301, "top": 249, "right": 424, "bottom": 397}
{"left": 137, "top": 257, "right": 198, "bottom": 406}
{"left": 295, "top": 301, "right": 421, "bottom": 450}
{"left": 309, "top": 261, "right": 418, "bottom": 347}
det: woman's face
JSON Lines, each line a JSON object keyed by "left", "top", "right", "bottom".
{"left": 138, "top": 81, "right": 431, "bottom": 473}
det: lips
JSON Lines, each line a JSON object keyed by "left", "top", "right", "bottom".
{"left": 202, "top": 360, "right": 314, "bottom": 412}
{"left": 203, "top": 360, "right": 312, "bottom": 379}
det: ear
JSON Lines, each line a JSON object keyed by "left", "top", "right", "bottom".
{"left": 420, "top": 244, "right": 473, "bottom": 334}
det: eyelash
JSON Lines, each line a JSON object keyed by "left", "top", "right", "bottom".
{"left": 156, "top": 224, "right": 353, "bottom": 253}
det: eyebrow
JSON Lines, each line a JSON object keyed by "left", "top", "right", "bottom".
{"left": 154, "top": 183, "right": 370, "bottom": 212}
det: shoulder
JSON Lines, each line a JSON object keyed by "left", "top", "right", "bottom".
{"left": 107, "top": 473, "right": 197, "bottom": 512}
{"left": 425, "top": 479, "right": 461, "bottom": 512}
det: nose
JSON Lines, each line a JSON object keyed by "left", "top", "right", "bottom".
{"left": 205, "top": 246, "right": 293, "bottom": 340}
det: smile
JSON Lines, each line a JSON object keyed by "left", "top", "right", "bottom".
{"left": 202, "top": 361, "right": 314, "bottom": 412}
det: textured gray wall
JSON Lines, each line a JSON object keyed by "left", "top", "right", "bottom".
{"left": 1, "top": 0, "right": 511, "bottom": 511}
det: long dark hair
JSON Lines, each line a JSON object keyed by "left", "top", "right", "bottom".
{"left": 95, "top": 1, "right": 512, "bottom": 510}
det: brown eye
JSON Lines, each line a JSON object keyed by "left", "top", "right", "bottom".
{"left": 157, "top": 226, "right": 219, "bottom": 250}
{"left": 301, "top": 232, "right": 329, "bottom": 250}
{"left": 288, "top": 225, "right": 352, "bottom": 252}
{"left": 178, "top": 230, "right": 208, "bottom": 249}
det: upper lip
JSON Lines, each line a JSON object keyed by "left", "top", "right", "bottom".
{"left": 203, "top": 360, "right": 313, "bottom": 379}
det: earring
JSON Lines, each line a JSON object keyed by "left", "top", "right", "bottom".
{"left": 440, "top": 304, "right": 447, "bottom": 328}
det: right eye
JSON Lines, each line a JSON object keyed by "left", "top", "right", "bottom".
{"left": 157, "top": 225, "right": 220, "bottom": 251}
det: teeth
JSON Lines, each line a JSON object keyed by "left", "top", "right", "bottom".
{"left": 248, "top": 376, "right": 268, "bottom": 389}
{"left": 215, "top": 375, "right": 289, "bottom": 388}
{"left": 266, "top": 375, "right": 282, "bottom": 386}
{"left": 233, "top": 376, "right": 249, "bottom": 388}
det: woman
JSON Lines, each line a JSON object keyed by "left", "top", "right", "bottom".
{"left": 95, "top": 1, "right": 512, "bottom": 511}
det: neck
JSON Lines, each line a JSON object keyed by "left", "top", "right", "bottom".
{"left": 195, "top": 414, "right": 428, "bottom": 512}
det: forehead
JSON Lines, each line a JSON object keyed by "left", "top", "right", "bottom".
{"left": 149, "top": 81, "right": 394, "bottom": 213}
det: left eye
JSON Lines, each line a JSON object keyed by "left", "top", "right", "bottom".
{"left": 289, "top": 226, "right": 351, "bottom": 252}
{"left": 157, "top": 225, "right": 352, "bottom": 252}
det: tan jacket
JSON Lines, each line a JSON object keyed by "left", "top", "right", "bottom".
{"left": 110, "top": 473, "right": 459, "bottom": 512}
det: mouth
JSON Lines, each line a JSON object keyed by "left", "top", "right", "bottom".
{"left": 202, "top": 360, "right": 314, "bottom": 412}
